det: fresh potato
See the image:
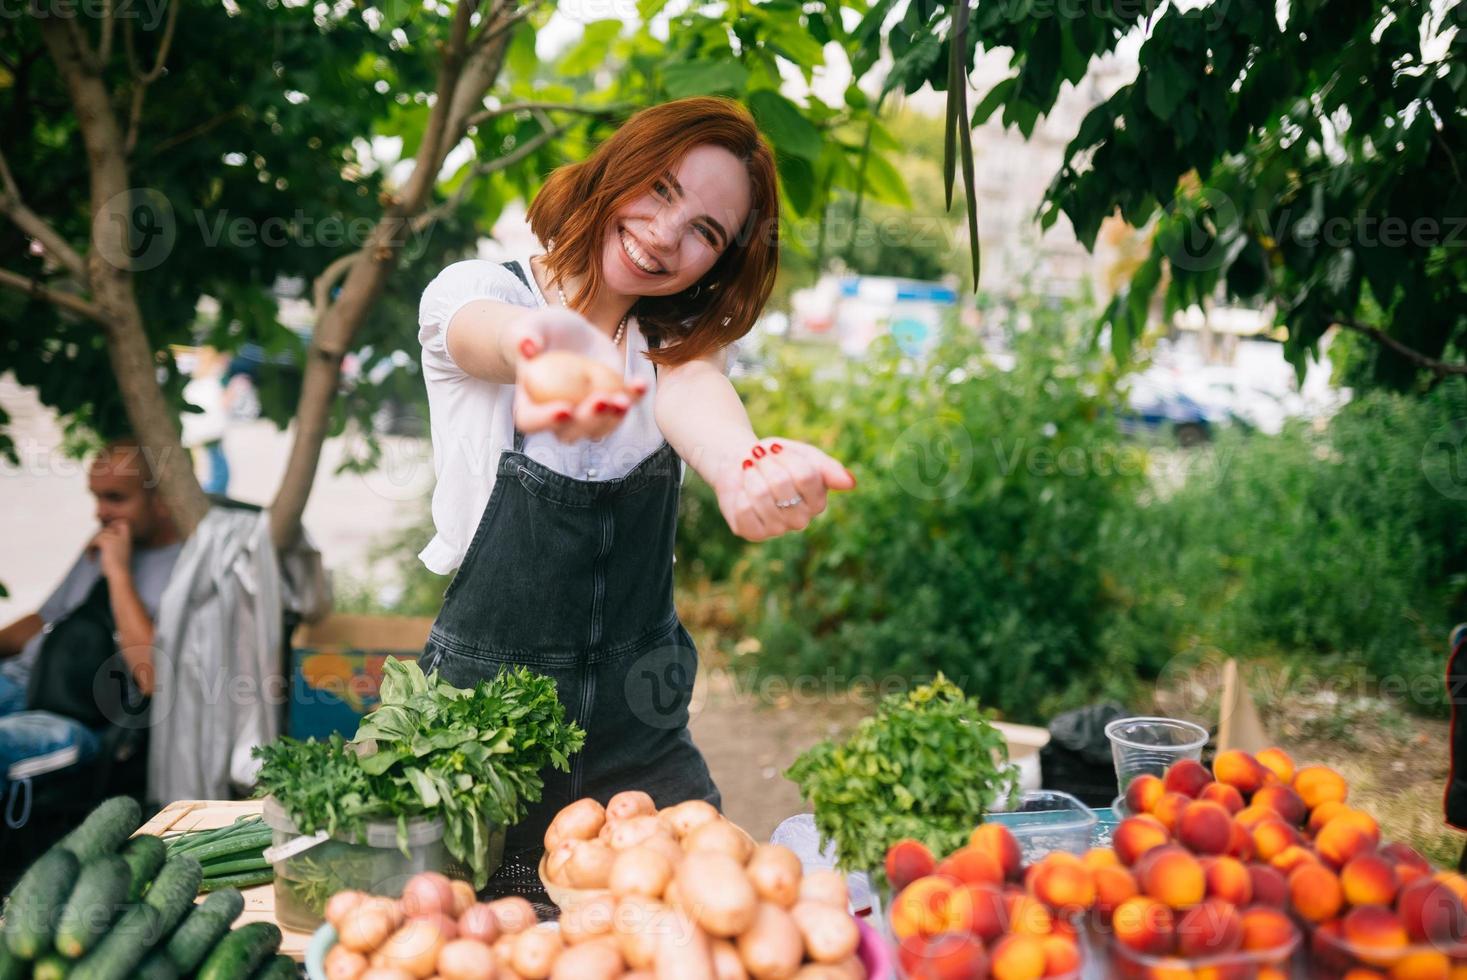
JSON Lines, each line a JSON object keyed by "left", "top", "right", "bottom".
{"left": 486, "top": 897, "right": 538, "bottom": 934}
{"left": 435, "top": 938, "right": 497, "bottom": 980}
{"left": 548, "top": 797, "right": 606, "bottom": 844}
{"left": 609, "top": 845, "right": 675, "bottom": 900}
{"left": 675, "top": 852, "right": 758, "bottom": 938}
{"left": 456, "top": 903, "right": 501, "bottom": 945}
{"left": 510, "top": 923, "right": 563, "bottom": 980}
{"left": 549, "top": 937, "right": 623, "bottom": 980}
{"left": 376, "top": 916, "right": 454, "bottom": 978}
{"left": 325, "top": 943, "right": 370, "bottom": 980}
{"left": 683, "top": 820, "right": 755, "bottom": 864}
{"left": 711, "top": 939, "right": 750, "bottom": 980}
{"left": 449, "top": 880, "right": 477, "bottom": 918}
{"left": 736, "top": 903, "right": 803, "bottom": 980}
{"left": 638, "top": 832, "right": 684, "bottom": 868}
{"left": 606, "top": 790, "right": 657, "bottom": 821}
{"left": 789, "top": 903, "right": 858, "bottom": 964}
{"left": 560, "top": 893, "right": 617, "bottom": 945}
{"left": 746, "top": 845, "right": 803, "bottom": 908}
{"left": 338, "top": 903, "right": 397, "bottom": 953}
{"left": 658, "top": 799, "right": 720, "bottom": 839}
{"left": 607, "top": 815, "right": 662, "bottom": 851}
{"left": 797, "top": 870, "right": 848, "bottom": 909}
{"left": 653, "top": 909, "right": 716, "bottom": 980}
{"left": 565, "top": 840, "right": 616, "bottom": 889}
{"left": 613, "top": 895, "right": 666, "bottom": 970}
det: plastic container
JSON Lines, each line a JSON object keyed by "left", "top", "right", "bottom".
{"left": 768, "top": 812, "right": 878, "bottom": 916}
{"left": 1308, "top": 921, "right": 1467, "bottom": 978}
{"left": 889, "top": 928, "right": 1082, "bottom": 980}
{"left": 986, "top": 790, "right": 1099, "bottom": 865}
{"left": 262, "top": 796, "right": 501, "bottom": 931}
{"left": 1105, "top": 716, "right": 1209, "bottom": 796}
{"left": 1107, "top": 923, "right": 1300, "bottom": 979}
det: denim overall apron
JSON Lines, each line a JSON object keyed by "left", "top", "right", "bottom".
{"left": 420, "top": 260, "right": 722, "bottom": 903}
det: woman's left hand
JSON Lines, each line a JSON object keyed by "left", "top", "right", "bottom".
{"left": 713, "top": 437, "right": 856, "bottom": 542}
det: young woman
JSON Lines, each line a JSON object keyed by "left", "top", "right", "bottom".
{"left": 415, "top": 96, "right": 855, "bottom": 897}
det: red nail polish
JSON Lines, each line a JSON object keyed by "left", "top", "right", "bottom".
{"left": 771, "top": 442, "right": 783, "bottom": 454}
{"left": 594, "top": 401, "right": 610, "bottom": 413}
{"left": 742, "top": 459, "right": 753, "bottom": 470}
{"left": 554, "top": 410, "right": 572, "bottom": 422}
{"left": 612, "top": 405, "right": 627, "bottom": 416}
{"left": 752, "top": 445, "right": 766, "bottom": 459}
{"left": 844, "top": 467, "right": 856, "bottom": 484}
{"left": 519, "top": 339, "right": 537, "bottom": 359}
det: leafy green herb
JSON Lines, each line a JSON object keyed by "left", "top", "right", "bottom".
{"left": 784, "top": 674, "right": 1018, "bottom": 887}
{"left": 253, "top": 660, "right": 584, "bottom": 887}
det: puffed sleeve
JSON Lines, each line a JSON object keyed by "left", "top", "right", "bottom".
{"left": 417, "top": 259, "right": 533, "bottom": 374}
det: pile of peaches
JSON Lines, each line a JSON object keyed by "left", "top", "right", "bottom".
{"left": 882, "top": 746, "right": 1467, "bottom": 979}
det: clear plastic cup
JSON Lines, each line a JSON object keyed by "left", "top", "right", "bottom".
{"left": 1104, "top": 716, "right": 1209, "bottom": 797}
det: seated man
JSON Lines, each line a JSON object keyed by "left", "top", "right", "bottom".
{"left": 0, "top": 439, "right": 182, "bottom": 787}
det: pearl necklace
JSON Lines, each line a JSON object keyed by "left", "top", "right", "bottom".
{"left": 556, "top": 282, "right": 629, "bottom": 346}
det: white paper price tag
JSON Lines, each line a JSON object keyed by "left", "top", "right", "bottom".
{"left": 263, "top": 829, "right": 330, "bottom": 864}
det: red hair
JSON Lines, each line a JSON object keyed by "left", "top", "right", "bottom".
{"left": 526, "top": 97, "right": 780, "bottom": 368}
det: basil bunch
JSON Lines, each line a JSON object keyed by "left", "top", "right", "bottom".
{"left": 785, "top": 675, "right": 1018, "bottom": 888}
{"left": 254, "top": 659, "right": 585, "bottom": 887}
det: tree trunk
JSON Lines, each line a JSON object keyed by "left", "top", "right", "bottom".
{"left": 38, "top": 15, "right": 210, "bottom": 537}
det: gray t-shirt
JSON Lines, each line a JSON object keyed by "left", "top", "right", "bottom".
{"left": 1, "top": 541, "right": 184, "bottom": 685}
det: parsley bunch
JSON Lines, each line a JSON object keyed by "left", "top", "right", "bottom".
{"left": 785, "top": 675, "right": 1018, "bottom": 887}
{"left": 254, "top": 659, "right": 585, "bottom": 887}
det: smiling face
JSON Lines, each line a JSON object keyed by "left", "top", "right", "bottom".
{"left": 600, "top": 143, "right": 753, "bottom": 299}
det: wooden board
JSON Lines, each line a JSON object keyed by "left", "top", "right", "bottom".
{"left": 138, "top": 799, "right": 315, "bottom": 962}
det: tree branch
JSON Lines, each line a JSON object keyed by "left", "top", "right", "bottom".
{"left": 0, "top": 145, "right": 89, "bottom": 280}
{"left": 464, "top": 99, "right": 630, "bottom": 130}
{"left": 311, "top": 248, "right": 368, "bottom": 323}
{"left": 97, "top": 0, "right": 116, "bottom": 67}
{"left": 0, "top": 267, "right": 110, "bottom": 324}
{"left": 145, "top": 105, "right": 248, "bottom": 158}
{"left": 1335, "top": 317, "right": 1467, "bottom": 377}
{"left": 410, "top": 119, "right": 570, "bottom": 234}
{"left": 124, "top": 0, "right": 181, "bottom": 155}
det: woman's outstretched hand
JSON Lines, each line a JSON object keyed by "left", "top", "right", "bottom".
{"left": 507, "top": 308, "right": 648, "bottom": 443}
{"left": 713, "top": 437, "right": 856, "bottom": 541}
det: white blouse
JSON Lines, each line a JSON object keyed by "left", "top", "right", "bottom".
{"left": 416, "top": 252, "right": 680, "bottom": 575}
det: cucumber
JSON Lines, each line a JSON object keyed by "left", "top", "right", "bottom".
{"left": 3, "top": 846, "right": 80, "bottom": 958}
{"left": 198, "top": 869, "right": 274, "bottom": 892}
{"left": 134, "top": 950, "right": 180, "bottom": 980}
{"left": 196, "top": 922, "right": 282, "bottom": 980}
{"left": 142, "top": 854, "right": 204, "bottom": 934}
{"left": 119, "top": 835, "right": 167, "bottom": 902}
{"left": 249, "top": 953, "right": 299, "bottom": 979}
{"left": 34, "top": 951, "right": 71, "bottom": 979}
{"left": 163, "top": 888, "right": 244, "bottom": 973}
{"left": 68, "top": 904, "right": 167, "bottom": 980}
{"left": 59, "top": 797, "right": 142, "bottom": 863}
{"left": 54, "top": 855, "right": 130, "bottom": 958}
{"left": 190, "top": 829, "right": 273, "bottom": 866}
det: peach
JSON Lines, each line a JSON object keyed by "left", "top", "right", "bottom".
{"left": 1204, "top": 855, "right": 1253, "bottom": 906}
{"left": 1213, "top": 750, "right": 1269, "bottom": 796}
{"left": 1115, "top": 816, "right": 1172, "bottom": 866}
{"left": 971, "top": 823, "right": 1024, "bottom": 881}
{"left": 1112, "top": 895, "right": 1176, "bottom": 955}
{"left": 1040, "top": 934, "right": 1082, "bottom": 977}
{"left": 1141, "top": 846, "right": 1207, "bottom": 910}
{"left": 1092, "top": 865, "right": 1141, "bottom": 921}
{"left": 1256, "top": 970, "right": 1291, "bottom": 980}
{"left": 1397, "top": 878, "right": 1467, "bottom": 946}
{"left": 1309, "top": 800, "right": 1350, "bottom": 834}
{"left": 891, "top": 876, "right": 957, "bottom": 940}
{"left": 1083, "top": 847, "right": 1122, "bottom": 871}
{"left": 1234, "top": 805, "right": 1278, "bottom": 831}
{"left": 1434, "top": 871, "right": 1467, "bottom": 904}
{"left": 1381, "top": 842, "right": 1432, "bottom": 880}
{"left": 1252, "top": 785, "right": 1308, "bottom": 827}
{"left": 1293, "top": 764, "right": 1349, "bottom": 810}
{"left": 1176, "top": 899, "right": 1244, "bottom": 958}
{"left": 1178, "top": 800, "right": 1234, "bottom": 856}
{"left": 965, "top": 883, "right": 1007, "bottom": 943}
{"left": 936, "top": 845, "right": 1006, "bottom": 887}
{"left": 1145, "top": 960, "right": 1198, "bottom": 980}
{"left": 1226, "top": 820, "right": 1255, "bottom": 861}
{"left": 887, "top": 839, "right": 938, "bottom": 893}
{"left": 1126, "top": 774, "right": 1168, "bottom": 816}
{"left": 1251, "top": 819, "right": 1301, "bottom": 862}
{"left": 1199, "top": 782, "right": 1246, "bottom": 814}
{"left": 1152, "top": 792, "right": 1194, "bottom": 833}
{"left": 1029, "top": 853, "right": 1096, "bottom": 914}
{"left": 897, "top": 931, "right": 989, "bottom": 980}
{"left": 1239, "top": 905, "right": 1296, "bottom": 954}
{"left": 1005, "top": 891, "right": 1054, "bottom": 937}
{"left": 1165, "top": 758, "right": 1213, "bottom": 798}
{"left": 1289, "top": 863, "right": 1344, "bottom": 923}
{"left": 991, "top": 934, "right": 1047, "bottom": 980}
{"left": 1316, "top": 817, "right": 1378, "bottom": 869}
{"left": 1269, "top": 844, "right": 1320, "bottom": 877}
{"left": 1255, "top": 747, "right": 1295, "bottom": 784}
{"left": 1391, "top": 951, "right": 1452, "bottom": 980}
{"left": 1247, "top": 863, "right": 1289, "bottom": 908}
{"left": 1341, "top": 852, "right": 1400, "bottom": 907}
{"left": 1342, "top": 905, "right": 1410, "bottom": 968}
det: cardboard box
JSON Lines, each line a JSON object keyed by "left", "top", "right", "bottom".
{"left": 288, "top": 614, "right": 435, "bottom": 741}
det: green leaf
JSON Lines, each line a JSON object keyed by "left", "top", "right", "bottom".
{"left": 557, "top": 20, "right": 622, "bottom": 77}
{"left": 662, "top": 59, "right": 750, "bottom": 98}
{"left": 776, "top": 151, "right": 817, "bottom": 215}
{"left": 858, "top": 150, "right": 912, "bottom": 208}
{"left": 749, "top": 89, "right": 823, "bottom": 161}
{"left": 970, "top": 77, "right": 1016, "bottom": 127}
